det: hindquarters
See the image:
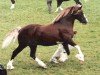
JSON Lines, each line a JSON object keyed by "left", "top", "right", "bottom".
{"left": 18, "top": 24, "right": 41, "bottom": 46}
{"left": 47, "top": 0, "right": 52, "bottom": 13}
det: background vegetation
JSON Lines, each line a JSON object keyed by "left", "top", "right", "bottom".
{"left": 0, "top": 0, "right": 100, "bottom": 75}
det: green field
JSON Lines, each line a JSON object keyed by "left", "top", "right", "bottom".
{"left": 0, "top": 0, "right": 100, "bottom": 75}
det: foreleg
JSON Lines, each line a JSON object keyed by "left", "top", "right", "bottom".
{"left": 7, "top": 44, "right": 27, "bottom": 69}
{"left": 10, "top": 0, "right": 15, "bottom": 9}
{"left": 67, "top": 39, "right": 84, "bottom": 63}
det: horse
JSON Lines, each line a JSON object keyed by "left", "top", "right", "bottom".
{"left": 47, "top": 0, "right": 82, "bottom": 13}
{"left": 3, "top": 4, "right": 88, "bottom": 69}
{"left": 10, "top": 0, "right": 81, "bottom": 13}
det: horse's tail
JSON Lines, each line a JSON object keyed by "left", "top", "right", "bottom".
{"left": 2, "top": 27, "right": 21, "bottom": 49}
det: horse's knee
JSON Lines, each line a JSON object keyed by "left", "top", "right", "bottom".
{"left": 7, "top": 60, "right": 14, "bottom": 70}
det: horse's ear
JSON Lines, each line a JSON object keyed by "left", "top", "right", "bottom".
{"left": 52, "top": 8, "right": 72, "bottom": 23}
{"left": 71, "top": 4, "right": 82, "bottom": 14}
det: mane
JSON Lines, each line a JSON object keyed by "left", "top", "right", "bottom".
{"left": 52, "top": 6, "right": 73, "bottom": 24}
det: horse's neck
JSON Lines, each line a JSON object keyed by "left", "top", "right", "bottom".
{"left": 60, "top": 17, "right": 75, "bottom": 28}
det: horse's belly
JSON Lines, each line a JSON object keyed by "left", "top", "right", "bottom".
{"left": 38, "top": 41, "right": 57, "bottom": 46}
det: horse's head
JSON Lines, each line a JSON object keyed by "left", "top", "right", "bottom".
{"left": 53, "top": 4, "right": 88, "bottom": 24}
{"left": 71, "top": 4, "right": 88, "bottom": 24}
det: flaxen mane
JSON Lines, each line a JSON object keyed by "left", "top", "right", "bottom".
{"left": 52, "top": 6, "right": 74, "bottom": 23}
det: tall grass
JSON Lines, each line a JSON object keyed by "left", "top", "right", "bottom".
{"left": 0, "top": 0, "right": 100, "bottom": 75}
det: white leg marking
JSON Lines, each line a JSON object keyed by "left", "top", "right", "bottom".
{"left": 55, "top": 7, "right": 59, "bottom": 12}
{"left": 55, "top": 6, "right": 63, "bottom": 12}
{"left": 75, "top": 45, "right": 84, "bottom": 61}
{"left": 68, "top": 44, "right": 74, "bottom": 50}
{"left": 10, "top": 4, "right": 15, "bottom": 9}
{"left": 50, "top": 44, "right": 68, "bottom": 63}
{"left": 59, "top": 52, "right": 68, "bottom": 62}
{"left": 7, "top": 60, "right": 14, "bottom": 70}
{"left": 58, "top": 44, "right": 68, "bottom": 62}
{"left": 52, "top": 44, "right": 63, "bottom": 57}
{"left": 35, "top": 57, "right": 47, "bottom": 68}
{"left": 59, "top": 6, "right": 63, "bottom": 11}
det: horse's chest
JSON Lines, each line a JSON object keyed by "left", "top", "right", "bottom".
{"left": 59, "top": 29, "right": 74, "bottom": 39}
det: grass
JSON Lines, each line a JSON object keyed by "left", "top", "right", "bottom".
{"left": 0, "top": 0, "right": 100, "bottom": 75}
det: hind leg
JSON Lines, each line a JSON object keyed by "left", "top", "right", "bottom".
{"left": 47, "top": 0, "right": 52, "bottom": 14}
{"left": 7, "top": 44, "right": 27, "bottom": 70}
{"left": 55, "top": 0, "right": 63, "bottom": 12}
{"left": 10, "top": 0, "right": 15, "bottom": 9}
{"left": 67, "top": 39, "right": 84, "bottom": 64}
{"left": 29, "top": 45, "right": 47, "bottom": 68}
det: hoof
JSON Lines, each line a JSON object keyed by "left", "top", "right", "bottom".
{"left": 80, "top": 60, "right": 84, "bottom": 65}
{"left": 7, "top": 60, "right": 14, "bottom": 70}
{"left": 59, "top": 58, "right": 68, "bottom": 62}
{"left": 7, "top": 65, "right": 14, "bottom": 70}
{"left": 10, "top": 4, "right": 15, "bottom": 10}
{"left": 58, "top": 52, "right": 68, "bottom": 62}
{"left": 42, "top": 65, "right": 47, "bottom": 69}
{"left": 39, "top": 63, "right": 47, "bottom": 69}
{"left": 50, "top": 58, "right": 59, "bottom": 63}
{"left": 75, "top": 54, "right": 84, "bottom": 61}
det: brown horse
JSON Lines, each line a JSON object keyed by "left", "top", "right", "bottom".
{"left": 3, "top": 4, "right": 88, "bottom": 69}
